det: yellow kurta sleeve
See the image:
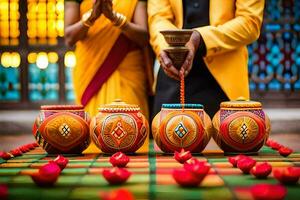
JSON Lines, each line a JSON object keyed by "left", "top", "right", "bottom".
{"left": 147, "top": 0, "right": 177, "bottom": 56}
{"left": 195, "top": 0, "right": 264, "bottom": 57}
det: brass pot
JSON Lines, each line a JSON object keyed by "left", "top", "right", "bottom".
{"left": 212, "top": 98, "right": 271, "bottom": 154}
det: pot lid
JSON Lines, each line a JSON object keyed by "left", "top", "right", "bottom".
{"left": 220, "top": 97, "right": 262, "bottom": 108}
{"left": 41, "top": 105, "right": 84, "bottom": 110}
{"left": 162, "top": 104, "right": 203, "bottom": 109}
{"left": 99, "top": 99, "right": 140, "bottom": 112}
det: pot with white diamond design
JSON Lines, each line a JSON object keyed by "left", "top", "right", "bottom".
{"left": 152, "top": 104, "right": 213, "bottom": 153}
{"left": 212, "top": 98, "right": 271, "bottom": 154}
{"left": 32, "top": 105, "right": 91, "bottom": 154}
{"left": 90, "top": 100, "right": 149, "bottom": 153}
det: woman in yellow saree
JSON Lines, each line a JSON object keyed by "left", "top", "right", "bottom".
{"left": 65, "top": 0, "right": 152, "bottom": 153}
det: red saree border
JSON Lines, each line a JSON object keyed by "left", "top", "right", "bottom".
{"left": 81, "top": 34, "right": 137, "bottom": 106}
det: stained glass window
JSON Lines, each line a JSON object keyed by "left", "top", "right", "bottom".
{"left": 28, "top": 52, "right": 59, "bottom": 101}
{"left": 248, "top": 0, "right": 300, "bottom": 92}
{"left": 27, "top": 0, "right": 64, "bottom": 45}
{"left": 0, "top": 52, "right": 21, "bottom": 101}
{"left": 0, "top": 0, "right": 20, "bottom": 46}
{"left": 64, "top": 51, "right": 76, "bottom": 102}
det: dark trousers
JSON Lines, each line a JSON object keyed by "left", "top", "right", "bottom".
{"left": 152, "top": 49, "right": 229, "bottom": 119}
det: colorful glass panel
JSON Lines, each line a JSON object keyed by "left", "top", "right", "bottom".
{"left": 0, "top": 52, "right": 21, "bottom": 101}
{"left": 28, "top": 52, "right": 59, "bottom": 101}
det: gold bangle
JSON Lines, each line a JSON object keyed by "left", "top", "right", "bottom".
{"left": 111, "top": 11, "right": 127, "bottom": 28}
{"left": 81, "top": 9, "right": 94, "bottom": 27}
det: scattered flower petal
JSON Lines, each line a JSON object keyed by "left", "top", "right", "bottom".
{"left": 103, "top": 167, "right": 131, "bottom": 185}
{"left": 237, "top": 157, "right": 256, "bottom": 174}
{"left": 251, "top": 184, "right": 287, "bottom": 200}
{"left": 174, "top": 149, "right": 192, "bottom": 164}
{"left": 109, "top": 152, "right": 130, "bottom": 168}
{"left": 251, "top": 162, "right": 272, "bottom": 179}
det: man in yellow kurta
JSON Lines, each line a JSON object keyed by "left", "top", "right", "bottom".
{"left": 148, "top": 0, "right": 264, "bottom": 117}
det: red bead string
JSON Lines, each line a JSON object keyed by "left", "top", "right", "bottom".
{"left": 180, "top": 73, "right": 185, "bottom": 111}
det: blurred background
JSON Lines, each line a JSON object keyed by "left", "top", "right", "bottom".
{"left": 0, "top": 0, "right": 300, "bottom": 150}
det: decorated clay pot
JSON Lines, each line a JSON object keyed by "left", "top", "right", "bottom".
{"left": 152, "top": 104, "right": 212, "bottom": 153}
{"left": 90, "top": 100, "right": 149, "bottom": 153}
{"left": 212, "top": 98, "right": 271, "bottom": 154}
{"left": 32, "top": 105, "right": 91, "bottom": 154}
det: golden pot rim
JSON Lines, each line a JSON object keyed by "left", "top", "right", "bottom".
{"left": 98, "top": 99, "right": 140, "bottom": 112}
{"left": 220, "top": 99, "right": 262, "bottom": 109}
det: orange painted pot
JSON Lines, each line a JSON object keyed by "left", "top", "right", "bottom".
{"left": 212, "top": 98, "right": 271, "bottom": 154}
{"left": 90, "top": 100, "right": 149, "bottom": 153}
{"left": 152, "top": 104, "right": 212, "bottom": 153}
{"left": 32, "top": 105, "right": 91, "bottom": 154}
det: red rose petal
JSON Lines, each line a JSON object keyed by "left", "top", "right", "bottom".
{"left": 273, "top": 167, "right": 300, "bottom": 184}
{"left": 251, "top": 162, "right": 272, "bottom": 179}
{"left": 31, "top": 173, "right": 59, "bottom": 187}
{"left": 228, "top": 154, "right": 248, "bottom": 167}
{"left": 183, "top": 159, "right": 210, "bottom": 179}
{"left": 174, "top": 149, "right": 192, "bottom": 164}
{"left": 53, "top": 155, "right": 69, "bottom": 170}
{"left": 237, "top": 157, "right": 256, "bottom": 174}
{"left": 251, "top": 184, "right": 287, "bottom": 200}
{"left": 270, "top": 142, "right": 282, "bottom": 150}
{"left": 10, "top": 149, "right": 22, "bottom": 157}
{"left": 172, "top": 168, "right": 202, "bottom": 187}
{"left": 31, "top": 162, "right": 61, "bottom": 187}
{"left": 278, "top": 147, "right": 293, "bottom": 157}
{"left": 265, "top": 139, "right": 273, "bottom": 147}
{"left": 26, "top": 143, "right": 35, "bottom": 150}
{"left": 32, "top": 142, "right": 39, "bottom": 147}
{"left": 0, "top": 151, "right": 11, "bottom": 160}
{"left": 103, "top": 167, "right": 131, "bottom": 185}
{"left": 39, "top": 161, "right": 61, "bottom": 177}
{"left": 0, "top": 184, "right": 8, "bottom": 200}
{"left": 19, "top": 146, "right": 30, "bottom": 153}
{"left": 109, "top": 152, "right": 130, "bottom": 168}
{"left": 99, "top": 188, "right": 135, "bottom": 200}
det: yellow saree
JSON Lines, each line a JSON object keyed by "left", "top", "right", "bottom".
{"left": 73, "top": 0, "right": 149, "bottom": 153}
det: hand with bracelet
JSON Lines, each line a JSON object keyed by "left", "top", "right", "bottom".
{"left": 65, "top": 0, "right": 103, "bottom": 46}
{"left": 102, "top": 0, "right": 127, "bottom": 29}
{"left": 82, "top": 0, "right": 103, "bottom": 27}
{"left": 159, "top": 31, "right": 201, "bottom": 80}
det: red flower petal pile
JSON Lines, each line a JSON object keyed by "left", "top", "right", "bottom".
{"left": 278, "top": 147, "right": 293, "bottom": 157}
{"left": 0, "top": 142, "right": 38, "bottom": 160}
{"left": 174, "top": 149, "right": 192, "bottom": 164}
{"left": 265, "top": 139, "right": 293, "bottom": 157}
{"left": 54, "top": 155, "right": 69, "bottom": 170}
{"left": 251, "top": 162, "right": 272, "bottom": 179}
{"left": 183, "top": 158, "right": 210, "bottom": 179}
{"left": 0, "top": 184, "right": 8, "bottom": 200}
{"left": 31, "top": 161, "right": 62, "bottom": 187}
{"left": 172, "top": 168, "right": 202, "bottom": 187}
{"left": 172, "top": 158, "right": 210, "bottom": 187}
{"left": 250, "top": 184, "right": 287, "bottom": 200}
{"left": 103, "top": 167, "right": 132, "bottom": 185}
{"left": 99, "top": 188, "right": 135, "bottom": 200}
{"left": 0, "top": 151, "right": 11, "bottom": 160}
{"left": 109, "top": 152, "right": 130, "bottom": 168}
{"left": 237, "top": 157, "right": 256, "bottom": 174}
{"left": 273, "top": 167, "right": 300, "bottom": 185}
{"left": 9, "top": 149, "right": 22, "bottom": 157}
{"left": 228, "top": 154, "right": 248, "bottom": 167}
